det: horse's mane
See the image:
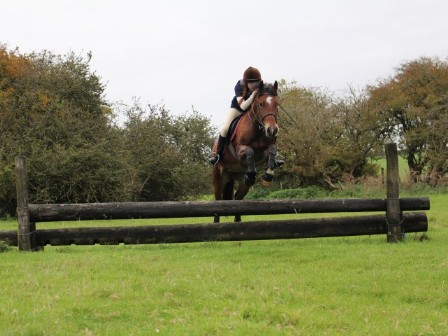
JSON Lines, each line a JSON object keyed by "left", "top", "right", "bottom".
{"left": 259, "top": 81, "right": 278, "bottom": 96}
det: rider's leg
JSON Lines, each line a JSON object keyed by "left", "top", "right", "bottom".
{"left": 209, "top": 135, "right": 227, "bottom": 165}
{"left": 209, "top": 108, "right": 242, "bottom": 164}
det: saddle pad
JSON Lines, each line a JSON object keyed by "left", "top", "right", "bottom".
{"left": 229, "top": 114, "right": 244, "bottom": 142}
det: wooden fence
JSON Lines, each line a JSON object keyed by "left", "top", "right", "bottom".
{"left": 0, "top": 143, "right": 430, "bottom": 251}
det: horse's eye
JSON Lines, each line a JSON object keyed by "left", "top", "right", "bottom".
{"left": 257, "top": 102, "right": 263, "bottom": 107}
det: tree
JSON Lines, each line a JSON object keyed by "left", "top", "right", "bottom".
{"left": 368, "top": 57, "right": 448, "bottom": 183}
{"left": 425, "top": 93, "right": 448, "bottom": 185}
{"left": 277, "top": 80, "right": 339, "bottom": 187}
{"left": 121, "top": 101, "right": 215, "bottom": 201}
{"left": 277, "top": 80, "right": 393, "bottom": 189}
{"left": 0, "top": 46, "right": 133, "bottom": 216}
{"left": 174, "top": 108, "right": 216, "bottom": 164}
{"left": 331, "top": 87, "right": 392, "bottom": 178}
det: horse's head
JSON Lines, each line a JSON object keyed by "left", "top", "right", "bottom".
{"left": 251, "top": 81, "right": 279, "bottom": 138}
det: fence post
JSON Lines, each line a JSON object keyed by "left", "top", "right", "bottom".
{"left": 15, "top": 156, "right": 35, "bottom": 251}
{"left": 385, "top": 143, "right": 404, "bottom": 242}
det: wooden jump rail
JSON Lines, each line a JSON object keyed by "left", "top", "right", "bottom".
{"left": 0, "top": 143, "right": 430, "bottom": 251}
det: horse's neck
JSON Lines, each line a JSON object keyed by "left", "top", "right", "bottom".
{"left": 231, "top": 112, "right": 260, "bottom": 144}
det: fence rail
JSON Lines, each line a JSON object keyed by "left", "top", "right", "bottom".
{"left": 28, "top": 197, "right": 429, "bottom": 222}
{"left": 0, "top": 143, "right": 430, "bottom": 251}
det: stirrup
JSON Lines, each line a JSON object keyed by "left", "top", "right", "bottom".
{"left": 274, "top": 154, "right": 285, "bottom": 167}
{"left": 275, "top": 159, "right": 284, "bottom": 167}
{"left": 208, "top": 152, "right": 220, "bottom": 165}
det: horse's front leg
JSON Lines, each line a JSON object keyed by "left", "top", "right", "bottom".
{"left": 239, "top": 146, "right": 256, "bottom": 186}
{"left": 262, "top": 144, "right": 277, "bottom": 186}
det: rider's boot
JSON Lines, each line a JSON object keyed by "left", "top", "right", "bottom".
{"left": 208, "top": 135, "right": 227, "bottom": 165}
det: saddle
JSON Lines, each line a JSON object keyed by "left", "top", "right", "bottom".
{"left": 225, "top": 115, "right": 244, "bottom": 158}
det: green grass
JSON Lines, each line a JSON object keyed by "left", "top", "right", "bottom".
{"left": 373, "top": 154, "right": 409, "bottom": 179}
{"left": 0, "top": 195, "right": 447, "bottom": 335}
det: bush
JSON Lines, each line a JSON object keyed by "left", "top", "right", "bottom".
{"left": 245, "top": 186, "right": 330, "bottom": 200}
{"left": 0, "top": 240, "right": 11, "bottom": 253}
{"left": 269, "top": 186, "right": 328, "bottom": 199}
{"left": 401, "top": 182, "right": 448, "bottom": 196}
{"left": 245, "top": 187, "right": 272, "bottom": 200}
{"left": 0, "top": 48, "right": 134, "bottom": 215}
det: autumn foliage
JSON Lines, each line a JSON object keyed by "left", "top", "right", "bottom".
{"left": 1, "top": 43, "right": 447, "bottom": 217}
{"left": 277, "top": 57, "right": 448, "bottom": 188}
{"left": 0, "top": 45, "right": 215, "bottom": 217}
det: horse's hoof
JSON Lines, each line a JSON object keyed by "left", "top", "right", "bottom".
{"left": 262, "top": 172, "right": 274, "bottom": 183}
{"left": 244, "top": 173, "right": 256, "bottom": 186}
{"left": 262, "top": 168, "right": 274, "bottom": 186}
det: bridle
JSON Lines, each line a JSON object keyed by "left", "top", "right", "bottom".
{"left": 247, "top": 91, "right": 278, "bottom": 130}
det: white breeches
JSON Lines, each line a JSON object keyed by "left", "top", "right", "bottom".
{"left": 219, "top": 108, "right": 243, "bottom": 137}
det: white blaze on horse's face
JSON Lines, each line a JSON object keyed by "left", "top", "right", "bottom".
{"left": 262, "top": 96, "right": 279, "bottom": 138}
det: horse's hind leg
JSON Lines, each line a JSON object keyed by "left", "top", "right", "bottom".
{"left": 214, "top": 178, "right": 239, "bottom": 222}
{"left": 223, "top": 180, "right": 234, "bottom": 200}
{"left": 212, "top": 165, "right": 224, "bottom": 223}
{"left": 234, "top": 183, "right": 250, "bottom": 200}
{"left": 213, "top": 178, "right": 234, "bottom": 223}
{"left": 233, "top": 183, "right": 250, "bottom": 222}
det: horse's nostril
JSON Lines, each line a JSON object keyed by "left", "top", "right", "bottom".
{"left": 265, "top": 126, "right": 274, "bottom": 137}
{"left": 268, "top": 125, "right": 279, "bottom": 137}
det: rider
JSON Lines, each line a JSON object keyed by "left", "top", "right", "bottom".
{"left": 208, "top": 66, "right": 262, "bottom": 165}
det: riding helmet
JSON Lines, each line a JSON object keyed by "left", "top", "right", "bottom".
{"left": 243, "top": 67, "right": 262, "bottom": 83}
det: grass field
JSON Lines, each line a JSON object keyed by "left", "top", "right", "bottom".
{"left": 373, "top": 154, "right": 409, "bottom": 180}
{"left": 0, "top": 195, "right": 447, "bottom": 335}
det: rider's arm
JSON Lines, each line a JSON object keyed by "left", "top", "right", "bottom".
{"left": 237, "top": 90, "right": 258, "bottom": 111}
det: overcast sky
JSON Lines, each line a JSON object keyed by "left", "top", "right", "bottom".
{"left": 2, "top": 0, "right": 448, "bottom": 127}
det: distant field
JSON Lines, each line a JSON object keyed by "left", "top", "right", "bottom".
{"left": 372, "top": 155, "right": 409, "bottom": 179}
{"left": 0, "top": 195, "right": 447, "bottom": 335}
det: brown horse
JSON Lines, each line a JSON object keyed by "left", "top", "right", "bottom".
{"left": 212, "top": 81, "right": 279, "bottom": 223}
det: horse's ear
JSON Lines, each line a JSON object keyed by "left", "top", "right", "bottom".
{"left": 273, "top": 80, "right": 278, "bottom": 95}
{"left": 259, "top": 80, "right": 264, "bottom": 91}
